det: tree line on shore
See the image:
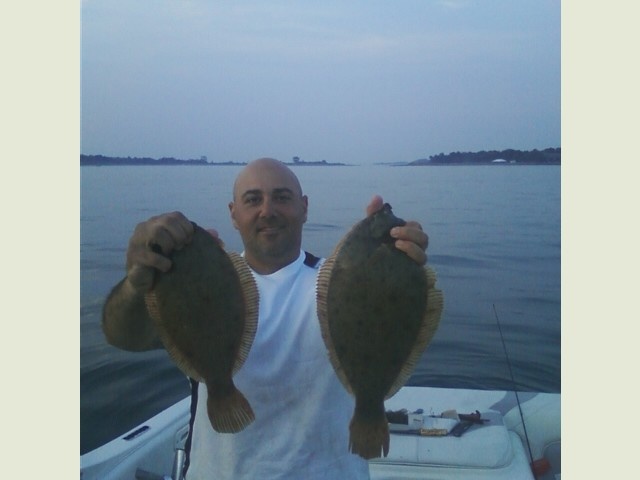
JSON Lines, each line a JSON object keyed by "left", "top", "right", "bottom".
{"left": 409, "top": 147, "right": 560, "bottom": 165}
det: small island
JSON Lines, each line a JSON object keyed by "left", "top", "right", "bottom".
{"left": 286, "top": 156, "right": 347, "bottom": 166}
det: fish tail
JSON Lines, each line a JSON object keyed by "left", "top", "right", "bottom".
{"left": 348, "top": 408, "right": 390, "bottom": 460}
{"left": 206, "top": 386, "right": 255, "bottom": 433}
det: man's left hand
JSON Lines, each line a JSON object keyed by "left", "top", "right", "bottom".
{"left": 366, "top": 195, "right": 429, "bottom": 265}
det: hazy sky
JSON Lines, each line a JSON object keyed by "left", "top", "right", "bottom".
{"left": 81, "top": 0, "right": 560, "bottom": 164}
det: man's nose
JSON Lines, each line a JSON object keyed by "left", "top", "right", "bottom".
{"left": 259, "top": 198, "right": 276, "bottom": 217}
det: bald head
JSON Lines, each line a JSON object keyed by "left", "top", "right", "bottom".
{"left": 233, "top": 158, "right": 303, "bottom": 201}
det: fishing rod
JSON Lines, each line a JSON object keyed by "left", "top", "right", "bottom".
{"left": 492, "top": 304, "right": 538, "bottom": 478}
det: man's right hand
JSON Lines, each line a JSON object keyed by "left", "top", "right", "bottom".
{"left": 103, "top": 210, "right": 214, "bottom": 351}
{"left": 124, "top": 211, "right": 196, "bottom": 293}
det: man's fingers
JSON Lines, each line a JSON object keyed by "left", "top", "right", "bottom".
{"left": 126, "top": 211, "right": 194, "bottom": 272}
{"left": 140, "top": 246, "right": 173, "bottom": 272}
{"left": 389, "top": 220, "right": 429, "bottom": 265}
{"left": 151, "top": 211, "right": 195, "bottom": 251}
{"left": 363, "top": 199, "right": 429, "bottom": 265}
{"left": 127, "top": 243, "right": 172, "bottom": 272}
{"left": 393, "top": 239, "right": 427, "bottom": 265}
{"left": 147, "top": 225, "right": 179, "bottom": 255}
{"left": 390, "top": 222, "right": 429, "bottom": 250}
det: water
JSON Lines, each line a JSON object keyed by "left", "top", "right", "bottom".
{"left": 80, "top": 164, "right": 560, "bottom": 454}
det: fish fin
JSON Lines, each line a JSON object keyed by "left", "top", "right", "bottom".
{"left": 227, "top": 251, "right": 259, "bottom": 375}
{"left": 206, "top": 384, "right": 255, "bottom": 433}
{"left": 144, "top": 292, "right": 204, "bottom": 382}
{"left": 349, "top": 410, "right": 390, "bottom": 459}
{"left": 316, "top": 251, "right": 354, "bottom": 395}
{"left": 385, "top": 266, "right": 444, "bottom": 400}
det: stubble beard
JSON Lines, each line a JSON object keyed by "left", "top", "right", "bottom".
{"left": 248, "top": 224, "right": 302, "bottom": 265}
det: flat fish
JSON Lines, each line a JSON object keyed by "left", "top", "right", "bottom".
{"left": 144, "top": 224, "right": 259, "bottom": 433}
{"left": 317, "top": 204, "right": 443, "bottom": 459}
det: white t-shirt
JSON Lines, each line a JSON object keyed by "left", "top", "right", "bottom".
{"left": 185, "top": 250, "right": 370, "bottom": 479}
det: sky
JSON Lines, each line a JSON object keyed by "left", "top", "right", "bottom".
{"left": 80, "top": 0, "right": 560, "bottom": 164}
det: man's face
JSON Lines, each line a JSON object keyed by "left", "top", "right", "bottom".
{"left": 229, "top": 160, "right": 308, "bottom": 273}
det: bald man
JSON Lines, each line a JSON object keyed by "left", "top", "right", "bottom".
{"left": 102, "top": 158, "right": 428, "bottom": 479}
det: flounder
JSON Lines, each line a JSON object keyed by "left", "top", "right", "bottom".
{"left": 144, "top": 224, "right": 259, "bottom": 433}
{"left": 317, "top": 204, "right": 443, "bottom": 459}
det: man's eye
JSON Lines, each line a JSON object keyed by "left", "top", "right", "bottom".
{"left": 244, "top": 196, "right": 261, "bottom": 205}
{"left": 274, "top": 194, "right": 291, "bottom": 202}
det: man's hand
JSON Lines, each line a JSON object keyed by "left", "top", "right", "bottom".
{"left": 103, "top": 211, "right": 224, "bottom": 351}
{"left": 366, "top": 195, "right": 429, "bottom": 265}
{"left": 125, "top": 211, "right": 196, "bottom": 293}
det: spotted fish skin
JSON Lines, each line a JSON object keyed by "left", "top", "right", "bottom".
{"left": 317, "top": 204, "right": 443, "bottom": 459}
{"left": 144, "top": 224, "right": 259, "bottom": 433}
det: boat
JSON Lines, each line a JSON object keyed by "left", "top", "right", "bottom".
{"left": 80, "top": 385, "right": 560, "bottom": 479}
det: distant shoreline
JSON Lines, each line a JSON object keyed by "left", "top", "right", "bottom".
{"left": 80, "top": 154, "right": 347, "bottom": 167}
{"left": 80, "top": 147, "right": 560, "bottom": 167}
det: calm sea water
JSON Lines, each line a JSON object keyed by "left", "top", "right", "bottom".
{"left": 80, "top": 164, "right": 560, "bottom": 455}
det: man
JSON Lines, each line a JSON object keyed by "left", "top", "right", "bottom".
{"left": 103, "top": 158, "right": 429, "bottom": 479}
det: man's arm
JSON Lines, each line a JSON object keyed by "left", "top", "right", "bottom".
{"left": 101, "top": 211, "right": 196, "bottom": 351}
{"left": 102, "top": 277, "right": 163, "bottom": 351}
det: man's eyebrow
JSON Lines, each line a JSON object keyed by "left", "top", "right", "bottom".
{"left": 240, "top": 189, "right": 263, "bottom": 199}
{"left": 272, "top": 187, "right": 294, "bottom": 195}
{"left": 240, "top": 187, "right": 294, "bottom": 199}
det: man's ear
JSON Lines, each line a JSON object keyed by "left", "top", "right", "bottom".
{"left": 228, "top": 201, "right": 239, "bottom": 229}
{"left": 302, "top": 195, "right": 309, "bottom": 223}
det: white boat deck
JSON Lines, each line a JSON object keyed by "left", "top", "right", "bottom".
{"left": 81, "top": 386, "right": 560, "bottom": 480}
